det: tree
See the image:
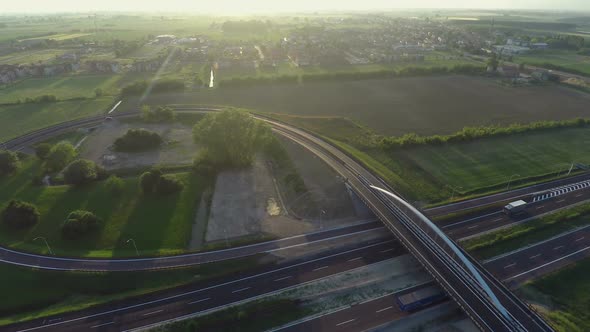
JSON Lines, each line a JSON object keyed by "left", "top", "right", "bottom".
{"left": 44, "top": 142, "right": 76, "bottom": 173}
{"left": 113, "top": 128, "right": 163, "bottom": 152}
{"left": 139, "top": 169, "right": 162, "bottom": 194}
{"left": 105, "top": 175, "right": 124, "bottom": 194}
{"left": 487, "top": 53, "right": 499, "bottom": 72}
{"left": 0, "top": 150, "right": 20, "bottom": 176}
{"left": 192, "top": 109, "right": 273, "bottom": 167}
{"left": 63, "top": 159, "right": 98, "bottom": 185}
{"left": 94, "top": 88, "right": 103, "bottom": 97}
{"left": 61, "top": 210, "right": 102, "bottom": 239}
{"left": 35, "top": 143, "right": 53, "bottom": 160}
{"left": 141, "top": 105, "right": 176, "bottom": 123}
{"left": 2, "top": 200, "right": 40, "bottom": 229}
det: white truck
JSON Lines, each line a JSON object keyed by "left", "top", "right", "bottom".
{"left": 503, "top": 200, "right": 527, "bottom": 216}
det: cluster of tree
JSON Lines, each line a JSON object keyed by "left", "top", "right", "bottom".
{"left": 264, "top": 138, "right": 306, "bottom": 195}
{"left": 113, "top": 129, "right": 163, "bottom": 152}
{"left": 380, "top": 118, "right": 590, "bottom": 150}
{"left": 192, "top": 109, "right": 273, "bottom": 167}
{"left": 113, "top": 39, "right": 142, "bottom": 58}
{"left": 63, "top": 159, "right": 106, "bottom": 186}
{"left": 140, "top": 169, "right": 184, "bottom": 195}
{"left": 61, "top": 210, "right": 102, "bottom": 240}
{"left": 221, "top": 20, "right": 270, "bottom": 34}
{"left": 141, "top": 105, "right": 176, "bottom": 123}
{"left": 546, "top": 35, "right": 585, "bottom": 51}
{"left": 120, "top": 79, "right": 185, "bottom": 97}
{"left": 1, "top": 200, "right": 40, "bottom": 229}
{"left": 0, "top": 150, "right": 20, "bottom": 176}
{"left": 217, "top": 65, "right": 485, "bottom": 88}
{"left": 41, "top": 142, "right": 77, "bottom": 173}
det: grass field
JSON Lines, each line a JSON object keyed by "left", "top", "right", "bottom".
{"left": 0, "top": 255, "right": 260, "bottom": 325}
{"left": 516, "top": 50, "right": 590, "bottom": 76}
{"left": 0, "top": 97, "right": 114, "bottom": 142}
{"left": 519, "top": 257, "right": 590, "bottom": 332}
{"left": 127, "top": 75, "right": 590, "bottom": 137}
{"left": 0, "top": 159, "right": 211, "bottom": 257}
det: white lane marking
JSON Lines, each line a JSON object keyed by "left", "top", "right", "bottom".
{"left": 575, "top": 193, "right": 584, "bottom": 197}
{"left": 187, "top": 298, "right": 210, "bottom": 305}
{"left": 441, "top": 211, "right": 502, "bottom": 229}
{"left": 576, "top": 237, "right": 585, "bottom": 242}
{"left": 504, "top": 263, "right": 516, "bottom": 269}
{"left": 536, "top": 206, "right": 544, "bottom": 210}
{"left": 347, "top": 257, "right": 363, "bottom": 262}
{"left": 376, "top": 306, "right": 393, "bottom": 313}
{"left": 13, "top": 240, "right": 395, "bottom": 332}
{"left": 91, "top": 322, "right": 114, "bottom": 329}
{"left": 380, "top": 248, "right": 394, "bottom": 253}
{"left": 231, "top": 287, "right": 251, "bottom": 294}
{"left": 48, "top": 319, "right": 62, "bottom": 323}
{"left": 557, "top": 199, "right": 566, "bottom": 203}
{"left": 506, "top": 246, "right": 590, "bottom": 281}
{"left": 554, "top": 246, "right": 564, "bottom": 250}
{"left": 313, "top": 266, "right": 329, "bottom": 272}
{"left": 273, "top": 276, "right": 292, "bottom": 282}
{"left": 530, "top": 254, "right": 541, "bottom": 259}
{"left": 468, "top": 225, "right": 478, "bottom": 230}
{"left": 142, "top": 310, "right": 163, "bottom": 316}
{"left": 491, "top": 218, "right": 503, "bottom": 222}
{"left": 336, "top": 319, "right": 356, "bottom": 326}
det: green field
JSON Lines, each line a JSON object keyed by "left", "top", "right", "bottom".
{"left": 0, "top": 255, "right": 260, "bottom": 325}
{"left": 0, "top": 159, "right": 210, "bottom": 257}
{"left": 401, "top": 127, "right": 590, "bottom": 193}
{"left": 519, "top": 257, "right": 590, "bottom": 332}
{"left": 0, "top": 97, "right": 113, "bottom": 142}
{"left": 516, "top": 50, "right": 590, "bottom": 76}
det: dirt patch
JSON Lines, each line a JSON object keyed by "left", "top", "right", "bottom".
{"left": 79, "top": 119, "right": 198, "bottom": 170}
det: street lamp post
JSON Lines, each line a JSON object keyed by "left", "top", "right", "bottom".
{"left": 33, "top": 237, "right": 53, "bottom": 255}
{"left": 126, "top": 238, "right": 139, "bottom": 256}
{"left": 506, "top": 174, "right": 520, "bottom": 191}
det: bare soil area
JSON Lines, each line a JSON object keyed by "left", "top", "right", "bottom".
{"left": 79, "top": 119, "right": 198, "bottom": 170}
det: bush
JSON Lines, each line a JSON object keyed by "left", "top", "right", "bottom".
{"left": 139, "top": 169, "right": 162, "bottom": 194}
{"left": 61, "top": 210, "right": 102, "bottom": 239}
{"left": 1, "top": 200, "right": 40, "bottom": 229}
{"left": 141, "top": 105, "right": 176, "bottom": 123}
{"left": 63, "top": 159, "right": 98, "bottom": 185}
{"left": 155, "top": 175, "right": 184, "bottom": 195}
{"left": 0, "top": 150, "right": 20, "bottom": 176}
{"left": 44, "top": 142, "right": 76, "bottom": 173}
{"left": 193, "top": 151, "right": 217, "bottom": 176}
{"left": 35, "top": 143, "right": 53, "bottom": 160}
{"left": 113, "top": 129, "right": 163, "bottom": 152}
{"left": 105, "top": 175, "right": 124, "bottom": 194}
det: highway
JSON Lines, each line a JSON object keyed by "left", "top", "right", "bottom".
{"left": 0, "top": 107, "right": 558, "bottom": 331}
{"left": 443, "top": 183, "right": 590, "bottom": 240}
{"left": 3, "top": 241, "right": 404, "bottom": 332}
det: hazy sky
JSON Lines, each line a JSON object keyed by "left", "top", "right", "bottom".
{"left": 3, "top": 0, "right": 590, "bottom": 13}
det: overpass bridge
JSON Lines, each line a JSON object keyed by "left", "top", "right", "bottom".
{"left": 2, "top": 107, "right": 554, "bottom": 332}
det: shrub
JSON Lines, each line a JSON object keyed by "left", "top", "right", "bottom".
{"left": 139, "top": 169, "right": 162, "bottom": 194}
{"left": 193, "top": 151, "right": 217, "bottom": 176}
{"left": 113, "top": 129, "right": 163, "bottom": 152}
{"left": 0, "top": 150, "right": 20, "bottom": 176}
{"left": 1, "top": 200, "right": 40, "bottom": 229}
{"left": 141, "top": 105, "right": 176, "bottom": 123}
{"left": 61, "top": 210, "right": 102, "bottom": 239}
{"left": 35, "top": 143, "right": 53, "bottom": 160}
{"left": 44, "top": 142, "right": 76, "bottom": 173}
{"left": 105, "top": 175, "right": 124, "bottom": 194}
{"left": 155, "top": 175, "right": 184, "bottom": 195}
{"left": 63, "top": 159, "right": 98, "bottom": 185}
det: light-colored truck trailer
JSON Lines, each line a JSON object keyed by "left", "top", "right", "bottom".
{"left": 503, "top": 200, "right": 527, "bottom": 215}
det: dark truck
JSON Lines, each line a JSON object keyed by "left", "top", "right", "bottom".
{"left": 503, "top": 200, "right": 527, "bottom": 216}
{"left": 396, "top": 285, "right": 447, "bottom": 312}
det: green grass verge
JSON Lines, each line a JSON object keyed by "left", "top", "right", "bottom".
{"left": 0, "top": 159, "right": 212, "bottom": 257}
{"left": 0, "top": 255, "right": 262, "bottom": 326}
{"left": 464, "top": 202, "right": 590, "bottom": 260}
{"left": 151, "top": 298, "right": 310, "bottom": 332}
{"left": 0, "top": 97, "right": 114, "bottom": 142}
{"left": 518, "top": 257, "right": 590, "bottom": 332}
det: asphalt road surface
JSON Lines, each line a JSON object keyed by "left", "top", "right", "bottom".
{"left": 4, "top": 241, "right": 404, "bottom": 332}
